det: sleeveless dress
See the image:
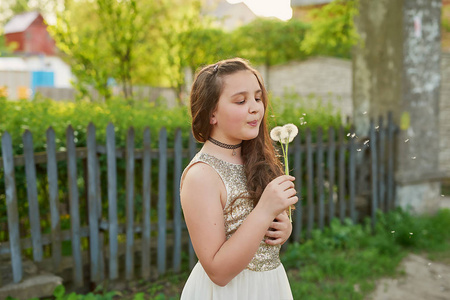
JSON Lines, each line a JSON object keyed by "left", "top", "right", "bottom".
{"left": 180, "top": 152, "right": 293, "bottom": 300}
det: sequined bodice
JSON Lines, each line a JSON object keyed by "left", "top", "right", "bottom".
{"left": 185, "top": 152, "right": 281, "bottom": 272}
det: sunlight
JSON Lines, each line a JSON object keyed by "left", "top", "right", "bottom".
{"left": 227, "top": 0, "right": 293, "bottom": 21}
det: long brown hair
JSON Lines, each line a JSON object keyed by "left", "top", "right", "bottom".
{"left": 190, "top": 58, "right": 283, "bottom": 205}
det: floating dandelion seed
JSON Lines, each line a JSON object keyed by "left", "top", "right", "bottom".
{"left": 363, "top": 111, "right": 367, "bottom": 115}
{"left": 302, "top": 113, "right": 306, "bottom": 116}
{"left": 364, "top": 140, "right": 369, "bottom": 145}
{"left": 428, "top": 263, "right": 432, "bottom": 266}
{"left": 375, "top": 126, "right": 379, "bottom": 130}
{"left": 410, "top": 232, "right": 413, "bottom": 235}
{"left": 441, "top": 194, "right": 445, "bottom": 197}
{"left": 405, "top": 139, "right": 409, "bottom": 142}
{"left": 347, "top": 133, "right": 351, "bottom": 137}
{"left": 351, "top": 133, "right": 356, "bottom": 138}
{"left": 412, "top": 156, "right": 416, "bottom": 159}
{"left": 391, "top": 231, "right": 395, "bottom": 234}
{"left": 357, "top": 149, "right": 362, "bottom": 152}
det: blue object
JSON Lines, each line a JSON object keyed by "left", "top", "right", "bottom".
{"left": 31, "top": 71, "right": 54, "bottom": 94}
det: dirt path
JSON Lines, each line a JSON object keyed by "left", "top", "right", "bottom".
{"left": 367, "top": 253, "right": 450, "bottom": 300}
{"left": 368, "top": 197, "right": 450, "bottom": 300}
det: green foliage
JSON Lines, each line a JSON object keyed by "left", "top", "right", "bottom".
{"left": 179, "top": 27, "right": 236, "bottom": 72}
{"left": 301, "top": 0, "right": 359, "bottom": 58}
{"left": 233, "top": 18, "right": 310, "bottom": 66}
{"left": 269, "top": 90, "right": 346, "bottom": 140}
{"left": 49, "top": 0, "right": 203, "bottom": 101}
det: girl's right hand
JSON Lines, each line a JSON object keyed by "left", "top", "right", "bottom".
{"left": 258, "top": 175, "right": 298, "bottom": 219}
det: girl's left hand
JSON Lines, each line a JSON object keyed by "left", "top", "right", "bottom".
{"left": 264, "top": 211, "right": 292, "bottom": 245}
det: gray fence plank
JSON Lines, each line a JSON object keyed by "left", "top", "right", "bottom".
{"left": 378, "top": 116, "right": 386, "bottom": 212}
{"left": 66, "top": 125, "right": 83, "bottom": 286}
{"left": 87, "top": 123, "right": 100, "bottom": 283}
{"left": 370, "top": 121, "right": 378, "bottom": 231}
{"left": 96, "top": 141, "right": 104, "bottom": 281}
{"left": 125, "top": 127, "right": 136, "bottom": 280}
{"left": 338, "top": 126, "right": 346, "bottom": 222}
{"left": 293, "top": 134, "right": 302, "bottom": 242}
{"left": 158, "top": 127, "right": 168, "bottom": 275}
{"left": 348, "top": 127, "right": 356, "bottom": 223}
{"left": 316, "top": 127, "right": 324, "bottom": 230}
{"left": 23, "top": 130, "right": 43, "bottom": 262}
{"left": 46, "top": 127, "right": 62, "bottom": 271}
{"left": 106, "top": 123, "right": 119, "bottom": 280}
{"left": 387, "top": 112, "right": 395, "bottom": 210}
{"left": 187, "top": 132, "right": 197, "bottom": 269}
{"left": 173, "top": 129, "right": 183, "bottom": 272}
{"left": 141, "top": 127, "right": 152, "bottom": 279}
{"left": 2, "top": 132, "right": 23, "bottom": 283}
{"left": 306, "top": 128, "right": 314, "bottom": 238}
{"left": 327, "top": 127, "right": 336, "bottom": 225}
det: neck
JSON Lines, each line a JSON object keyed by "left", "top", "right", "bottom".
{"left": 203, "top": 138, "right": 243, "bottom": 162}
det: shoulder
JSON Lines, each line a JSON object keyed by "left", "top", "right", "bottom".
{"left": 181, "top": 162, "right": 223, "bottom": 197}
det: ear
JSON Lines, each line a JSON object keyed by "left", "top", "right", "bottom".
{"left": 210, "top": 113, "right": 217, "bottom": 125}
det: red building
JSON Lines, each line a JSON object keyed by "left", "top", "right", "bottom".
{"left": 4, "top": 11, "right": 56, "bottom": 55}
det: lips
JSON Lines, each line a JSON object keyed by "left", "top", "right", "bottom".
{"left": 248, "top": 120, "right": 258, "bottom": 126}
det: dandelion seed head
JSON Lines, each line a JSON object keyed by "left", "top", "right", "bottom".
{"left": 270, "top": 126, "right": 283, "bottom": 142}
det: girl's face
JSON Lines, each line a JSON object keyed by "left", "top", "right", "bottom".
{"left": 210, "top": 70, "right": 265, "bottom": 144}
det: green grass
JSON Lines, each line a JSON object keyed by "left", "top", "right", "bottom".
{"left": 8, "top": 208, "right": 450, "bottom": 300}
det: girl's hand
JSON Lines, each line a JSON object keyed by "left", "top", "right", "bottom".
{"left": 264, "top": 211, "right": 292, "bottom": 245}
{"left": 258, "top": 175, "right": 298, "bottom": 219}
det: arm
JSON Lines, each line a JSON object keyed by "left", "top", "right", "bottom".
{"left": 181, "top": 163, "right": 297, "bottom": 287}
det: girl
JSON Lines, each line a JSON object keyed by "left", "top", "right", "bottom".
{"left": 180, "top": 58, "right": 298, "bottom": 300}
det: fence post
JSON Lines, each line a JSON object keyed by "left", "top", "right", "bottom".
{"left": 293, "top": 134, "right": 302, "bottom": 242}
{"left": 187, "top": 132, "right": 197, "bottom": 269}
{"left": 66, "top": 125, "right": 83, "bottom": 286}
{"left": 348, "top": 126, "right": 356, "bottom": 223}
{"left": 370, "top": 120, "right": 378, "bottom": 231}
{"left": 141, "top": 127, "right": 152, "bottom": 279}
{"left": 87, "top": 123, "right": 101, "bottom": 283}
{"left": 173, "top": 129, "right": 183, "bottom": 273}
{"left": 125, "top": 127, "right": 135, "bottom": 280}
{"left": 23, "top": 130, "right": 43, "bottom": 262}
{"left": 106, "top": 123, "right": 119, "bottom": 280}
{"left": 387, "top": 112, "right": 396, "bottom": 210}
{"left": 338, "top": 126, "right": 347, "bottom": 222}
{"left": 316, "top": 127, "right": 325, "bottom": 230}
{"left": 378, "top": 116, "right": 386, "bottom": 212}
{"left": 327, "top": 127, "right": 336, "bottom": 225}
{"left": 158, "top": 127, "right": 168, "bottom": 275}
{"left": 2, "top": 132, "right": 23, "bottom": 283}
{"left": 46, "top": 127, "right": 62, "bottom": 271}
{"left": 306, "top": 128, "right": 314, "bottom": 238}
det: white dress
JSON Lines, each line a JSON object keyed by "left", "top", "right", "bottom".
{"left": 180, "top": 152, "right": 293, "bottom": 300}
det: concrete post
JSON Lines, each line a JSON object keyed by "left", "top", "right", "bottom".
{"left": 353, "top": 0, "right": 442, "bottom": 213}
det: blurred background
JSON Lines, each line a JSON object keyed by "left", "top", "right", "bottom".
{"left": 1, "top": 1, "right": 450, "bottom": 299}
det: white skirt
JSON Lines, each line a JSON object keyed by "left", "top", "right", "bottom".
{"left": 180, "top": 262, "right": 293, "bottom": 300}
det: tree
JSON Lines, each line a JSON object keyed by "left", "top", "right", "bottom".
{"left": 232, "top": 18, "right": 310, "bottom": 67}
{"left": 301, "top": 0, "right": 359, "bottom": 58}
{"left": 49, "top": 0, "right": 204, "bottom": 102}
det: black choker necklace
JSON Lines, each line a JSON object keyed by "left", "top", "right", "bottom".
{"left": 208, "top": 137, "right": 242, "bottom": 156}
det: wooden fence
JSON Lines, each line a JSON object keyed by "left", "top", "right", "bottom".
{"left": 0, "top": 114, "right": 397, "bottom": 288}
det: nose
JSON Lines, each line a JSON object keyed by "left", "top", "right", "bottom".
{"left": 249, "top": 98, "right": 260, "bottom": 114}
